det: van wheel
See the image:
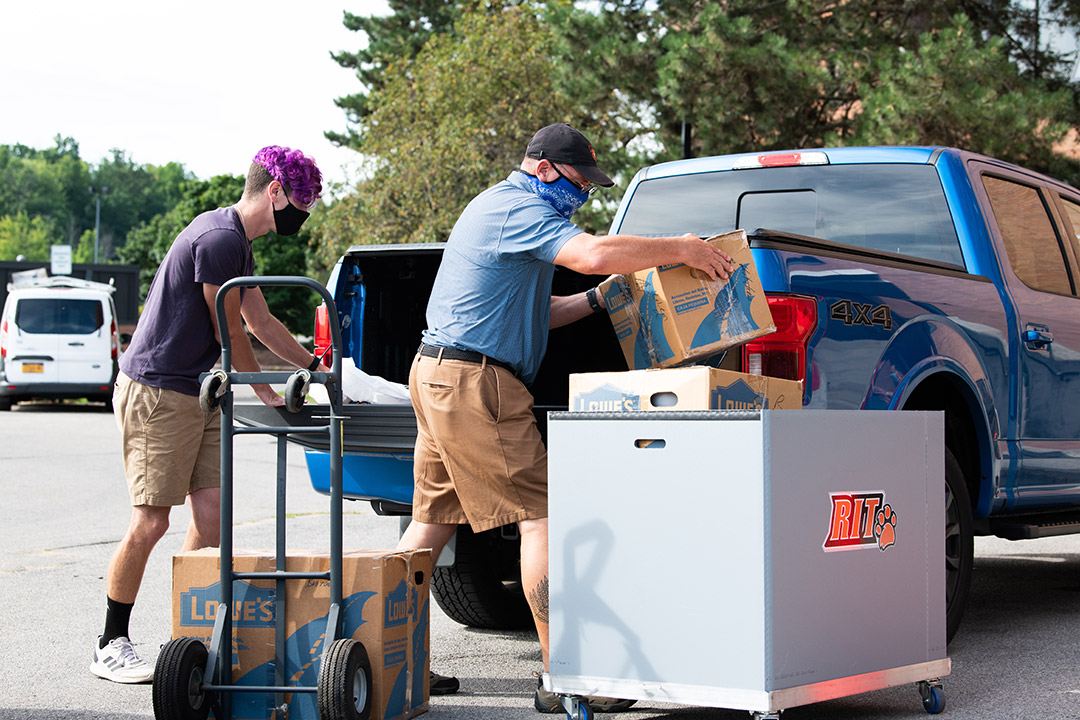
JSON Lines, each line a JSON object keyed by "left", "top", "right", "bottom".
{"left": 0, "top": 397, "right": 10, "bottom": 411}
{"left": 431, "top": 525, "right": 534, "bottom": 630}
{"left": 944, "top": 447, "right": 973, "bottom": 643}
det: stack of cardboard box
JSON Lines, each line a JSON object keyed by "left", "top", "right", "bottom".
{"left": 570, "top": 229, "right": 802, "bottom": 412}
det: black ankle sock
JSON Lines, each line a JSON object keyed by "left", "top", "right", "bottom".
{"left": 101, "top": 597, "right": 134, "bottom": 649}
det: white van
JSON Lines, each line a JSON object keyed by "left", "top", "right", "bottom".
{"left": 0, "top": 273, "right": 120, "bottom": 411}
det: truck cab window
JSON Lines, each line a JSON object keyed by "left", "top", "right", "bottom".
{"left": 617, "top": 164, "right": 963, "bottom": 266}
{"left": 982, "top": 175, "right": 1074, "bottom": 296}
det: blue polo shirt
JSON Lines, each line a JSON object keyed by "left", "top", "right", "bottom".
{"left": 422, "top": 171, "right": 582, "bottom": 385}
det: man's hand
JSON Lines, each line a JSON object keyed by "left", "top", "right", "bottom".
{"left": 253, "top": 383, "right": 285, "bottom": 407}
{"left": 680, "top": 233, "right": 735, "bottom": 281}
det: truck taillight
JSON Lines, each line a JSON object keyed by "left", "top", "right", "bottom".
{"left": 1, "top": 319, "right": 6, "bottom": 359}
{"left": 741, "top": 294, "right": 817, "bottom": 382}
{"left": 314, "top": 303, "right": 332, "bottom": 365}
{"left": 110, "top": 319, "right": 119, "bottom": 360}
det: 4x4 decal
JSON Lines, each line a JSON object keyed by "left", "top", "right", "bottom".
{"left": 830, "top": 299, "right": 893, "bottom": 331}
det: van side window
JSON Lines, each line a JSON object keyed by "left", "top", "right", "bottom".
{"left": 982, "top": 175, "right": 1074, "bottom": 295}
{"left": 14, "top": 298, "right": 105, "bottom": 334}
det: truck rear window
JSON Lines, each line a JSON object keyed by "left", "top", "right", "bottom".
{"left": 15, "top": 298, "right": 104, "bottom": 334}
{"left": 617, "top": 164, "right": 964, "bottom": 266}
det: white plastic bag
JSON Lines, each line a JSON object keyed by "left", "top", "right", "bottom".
{"left": 340, "top": 357, "right": 412, "bottom": 405}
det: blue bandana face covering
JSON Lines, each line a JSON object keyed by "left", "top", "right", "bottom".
{"left": 518, "top": 171, "right": 591, "bottom": 219}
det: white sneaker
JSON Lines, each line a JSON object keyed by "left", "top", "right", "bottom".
{"left": 89, "top": 636, "right": 154, "bottom": 684}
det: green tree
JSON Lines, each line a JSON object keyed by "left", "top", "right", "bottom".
{"left": 89, "top": 150, "right": 190, "bottom": 260}
{"left": 327, "top": 1, "right": 462, "bottom": 150}
{"left": 0, "top": 212, "right": 57, "bottom": 262}
{"left": 552, "top": 1, "right": 1080, "bottom": 187}
{"left": 316, "top": 3, "right": 580, "bottom": 253}
{"left": 851, "top": 15, "right": 1074, "bottom": 174}
{"left": 0, "top": 137, "right": 92, "bottom": 246}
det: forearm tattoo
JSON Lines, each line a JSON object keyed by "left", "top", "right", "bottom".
{"left": 528, "top": 575, "right": 550, "bottom": 624}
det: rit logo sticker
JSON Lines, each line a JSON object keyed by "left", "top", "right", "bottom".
{"left": 822, "top": 491, "right": 897, "bottom": 552}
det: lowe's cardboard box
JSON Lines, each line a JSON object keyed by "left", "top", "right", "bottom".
{"left": 599, "top": 229, "right": 775, "bottom": 370}
{"left": 172, "top": 549, "right": 431, "bottom": 720}
{"left": 569, "top": 367, "right": 803, "bottom": 412}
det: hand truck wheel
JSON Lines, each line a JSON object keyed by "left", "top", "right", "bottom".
{"left": 285, "top": 369, "right": 312, "bottom": 413}
{"left": 152, "top": 637, "right": 213, "bottom": 720}
{"left": 198, "top": 370, "right": 229, "bottom": 413}
{"left": 318, "top": 638, "right": 372, "bottom": 720}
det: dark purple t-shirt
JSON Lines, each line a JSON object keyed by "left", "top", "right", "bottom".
{"left": 120, "top": 207, "right": 253, "bottom": 395}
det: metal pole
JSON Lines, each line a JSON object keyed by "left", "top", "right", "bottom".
{"left": 94, "top": 196, "right": 100, "bottom": 264}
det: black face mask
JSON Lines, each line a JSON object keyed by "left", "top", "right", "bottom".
{"left": 273, "top": 191, "right": 309, "bottom": 236}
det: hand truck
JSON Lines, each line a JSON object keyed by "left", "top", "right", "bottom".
{"left": 151, "top": 276, "right": 370, "bottom": 720}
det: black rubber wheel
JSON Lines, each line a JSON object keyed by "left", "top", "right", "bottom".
{"left": 285, "top": 370, "right": 310, "bottom": 413}
{"left": 198, "top": 372, "right": 227, "bottom": 414}
{"left": 317, "top": 638, "right": 372, "bottom": 720}
{"left": 0, "top": 397, "right": 11, "bottom": 411}
{"left": 944, "top": 447, "right": 974, "bottom": 643}
{"left": 152, "top": 637, "right": 212, "bottom": 720}
{"left": 431, "top": 524, "right": 534, "bottom": 630}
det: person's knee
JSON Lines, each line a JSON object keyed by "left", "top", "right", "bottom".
{"left": 128, "top": 508, "right": 170, "bottom": 547}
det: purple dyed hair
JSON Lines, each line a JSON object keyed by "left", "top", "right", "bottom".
{"left": 251, "top": 145, "right": 323, "bottom": 207}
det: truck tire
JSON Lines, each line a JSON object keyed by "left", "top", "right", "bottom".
{"left": 944, "top": 447, "right": 974, "bottom": 643}
{"left": 431, "top": 525, "right": 535, "bottom": 630}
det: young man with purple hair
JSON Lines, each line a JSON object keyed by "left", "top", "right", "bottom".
{"left": 90, "top": 146, "right": 328, "bottom": 683}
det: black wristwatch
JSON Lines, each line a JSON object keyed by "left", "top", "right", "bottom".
{"left": 586, "top": 287, "right": 603, "bottom": 313}
{"left": 306, "top": 355, "right": 321, "bottom": 372}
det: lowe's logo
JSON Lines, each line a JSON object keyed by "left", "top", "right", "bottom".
{"left": 712, "top": 379, "right": 766, "bottom": 411}
{"left": 385, "top": 579, "right": 408, "bottom": 628}
{"left": 181, "top": 581, "right": 275, "bottom": 628}
{"left": 572, "top": 384, "right": 641, "bottom": 412}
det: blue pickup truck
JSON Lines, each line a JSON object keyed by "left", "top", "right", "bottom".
{"left": 307, "top": 146, "right": 1080, "bottom": 643}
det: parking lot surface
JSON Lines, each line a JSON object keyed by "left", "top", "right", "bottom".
{"left": 1, "top": 398, "right": 1078, "bottom": 719}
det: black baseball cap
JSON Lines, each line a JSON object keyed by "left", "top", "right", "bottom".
{"left": 524, "top": 123, "right": 614, "bottom": 187}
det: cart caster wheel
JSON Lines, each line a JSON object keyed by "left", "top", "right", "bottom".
{"left": 318, "top": 638, "right": 372, "bottom": 720}
{"left": 285, "top": 369, "right": 311, "bottom": 413}
{"left": 199, "top": 370, "right": 229, "bottom": 413}
{"left": 918, "top": 680, "right": 945, "bottom": 714}
{"left": 569, "top": 700, "right": 593, "bottom": 720}
{"left": 152, "top": 637, "right": 212, "bottom": 720}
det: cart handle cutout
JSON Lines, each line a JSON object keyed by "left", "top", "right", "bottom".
{"left": 649, "top": 391, "right": 679, "bottom": 408}
{"left": 634, "top": 439, "right": 666, "bottom": 449}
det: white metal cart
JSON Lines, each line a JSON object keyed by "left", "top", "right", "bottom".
{"left": 546, "top": 409, "right": 949, "bottom": 719}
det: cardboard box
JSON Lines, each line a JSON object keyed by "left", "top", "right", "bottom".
{"left": 172, "top": 549, "right": 431, "bottom": 720}
{"left": 599, "top": 230, "right": 775, "bottom": 369}
{"left": 569, "top": 367, "right": 802, "bottom": 412}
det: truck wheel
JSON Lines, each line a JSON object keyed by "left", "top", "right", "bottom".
{"left": 944, "top": 447, "right": 973, "bottom": 643}
{"left": 431, "top": 525, "right": 534, "bottom": 630}
{"left": 0, "top": 397, "right": 10, "bottom": 411}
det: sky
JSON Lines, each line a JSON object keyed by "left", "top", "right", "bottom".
{"left": 1, "top": 1, "right": 391, "bottom": 190}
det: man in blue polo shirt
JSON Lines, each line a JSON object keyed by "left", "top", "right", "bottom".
{"left": 397, "top": 123, "right": 733, "bottom": 712}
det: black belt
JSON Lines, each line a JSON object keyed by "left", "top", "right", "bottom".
{"left": 418, "top": 343, "right": 517, "bottom": 375}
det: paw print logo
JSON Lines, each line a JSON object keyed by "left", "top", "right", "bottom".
{"left": 873, "top": 504, "right": 897, "bottom": 551}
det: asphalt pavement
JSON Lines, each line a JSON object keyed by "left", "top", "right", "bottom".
{"left": 1, "top": 394, "right": 1078, "bottom": 720}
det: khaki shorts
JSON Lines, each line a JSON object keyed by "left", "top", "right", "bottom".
{"left": 409, "top": 352, "right": 547, "bottom": 532}
{"left": 114, "top": 372, "right": 221, "bottom": 507}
